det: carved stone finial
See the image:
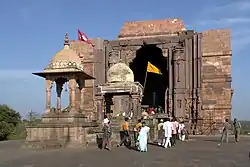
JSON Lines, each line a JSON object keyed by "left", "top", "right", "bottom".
{"left": 64, "top": 32, "right": 69, "bottom": 47}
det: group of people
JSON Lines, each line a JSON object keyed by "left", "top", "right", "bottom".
{"left": 101, "top": 113, "right": 190, "bottom": 152}
{"left": 102, "top": 114, "right": 243, "bottom": 152}
{"left": 221, "top": 118, "right": 242, "bottom": 143}
{"left": 116, "top": 117, "right": 151, "bottom": 152}
{"left": 102, "top": 115, "right": 152, "bottom": 152}
{"left": 157, "top": 117, "right": 187, "bottom": 148}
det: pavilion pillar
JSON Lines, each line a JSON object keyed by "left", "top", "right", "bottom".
{"left": 56, "top": 82, "right": 63, "bottom": 112}
{"left": 69, "top": 78, "right": 77, "bottom": 112}
{"left": 45, "top": 79, "right": 53, "bottom": 113}
{"left": 79, "top": 80, "right": 85, "bottom": 112}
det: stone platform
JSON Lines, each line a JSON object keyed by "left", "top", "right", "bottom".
{"left": 25, "top": 112, "right": 101, "bottom": 148}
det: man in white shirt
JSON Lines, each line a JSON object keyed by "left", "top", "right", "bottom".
{"left": 102, "top": 115, "right": 109, "bottom": 126}
{"left": 163, "top": 117, "right": 173, "bottom": 148}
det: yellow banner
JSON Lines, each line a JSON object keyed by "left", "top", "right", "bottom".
{"left": 147, "top": 62, "right": 162, "bottom": 74}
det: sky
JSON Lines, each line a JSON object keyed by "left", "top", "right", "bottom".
{"left": 0, "top": 0, "right": 249, "bottom": 120}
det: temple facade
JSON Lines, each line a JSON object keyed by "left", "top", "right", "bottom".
{"left": 70, "top": 18, "right": 232, "bottom": 134}
{"left": 25, "top": 18, "right": 232, "bottom": 148}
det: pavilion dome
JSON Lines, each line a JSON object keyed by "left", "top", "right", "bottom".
{"left": 44, "top": 33, "right": 83, "bottom": 72}
{"left": 107, "top": 63, "right": 134, "bottom": 83}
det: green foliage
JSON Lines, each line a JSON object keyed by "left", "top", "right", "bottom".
{"left": 7, "top": 123, "right": 26, "bottom": 140}
{"left": 0, "top": 121, "right": 12, "bottom": 140}
{"left": 0, "top": 104, "right": 21, "bottom": 126}
{"left": 0, "top": 104, "right": 21, "bottom": 140}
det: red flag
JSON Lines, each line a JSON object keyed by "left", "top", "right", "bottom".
{"left": 77, "top": 29, "right": 95, "bottom": 47}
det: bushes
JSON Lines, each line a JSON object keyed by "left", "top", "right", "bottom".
{"left": 0, "top": 121, "right": 12, "bottom": 140}
{"left": 0, "top": 104, "right": 21, "bottom": 140}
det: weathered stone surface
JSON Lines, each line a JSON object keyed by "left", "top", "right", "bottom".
{"left": 202, "top": 29, "right": 231, "bottom": 53}
{"left": 107, "top": 63, "right": 134, "bottom": 83}
{"left": 84, "top": 87, "right": 94, "bottom": 108}
{"left": 70, "top": 40, "right": 94, "bottom": 61}
{"left": 119, "top": 18, "right": 186, "bottom": 39}
{"left": 201, "top": 29, "right": 232, "bottom": 132}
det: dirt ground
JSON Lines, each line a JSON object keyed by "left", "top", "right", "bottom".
{"left": 0, "top": 136, "right": 249, "bottom": 167}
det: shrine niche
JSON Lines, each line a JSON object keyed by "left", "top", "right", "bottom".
{"left": 95, "top": 62, "right": 143, "bottom": 120}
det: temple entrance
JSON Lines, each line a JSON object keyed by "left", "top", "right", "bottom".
{"left": 129, "top": 44, "right": 168, "bottom": 110}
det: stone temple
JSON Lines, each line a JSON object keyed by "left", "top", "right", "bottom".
{"left": 25, "top": 18, "right": 233, "bottom": 148}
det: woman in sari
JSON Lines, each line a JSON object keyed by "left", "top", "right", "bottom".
{"left": 137, "top": 121, "right": 150, "bottom": 152}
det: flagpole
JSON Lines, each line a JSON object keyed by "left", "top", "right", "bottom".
{"left": 143, "top": 70, "right": 148, "bottom": 94}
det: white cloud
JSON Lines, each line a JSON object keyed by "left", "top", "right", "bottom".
{"left": 190, "top": 1, "right": 250, "bottom": 53}
{"left": 198, "top": 17, "right": 250, "bottom": 26}
{"left": 214, "top": 1, "right": 250, "bottom": 11}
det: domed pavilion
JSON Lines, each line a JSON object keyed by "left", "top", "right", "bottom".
{"left": 33, "top": 33, "right": 94, "bottom": 115}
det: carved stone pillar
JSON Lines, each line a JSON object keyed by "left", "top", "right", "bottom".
{"left": 96, "top": 96, "right": 104, "bottom": 122}
{"left": 79, "top": 80, "right": 85, "bottom": 111}
{"left": 69, "top": 78, "right": 77, "bottom": 112}
{"left": 168, "top": 48, "right": 173, "bottom": 115}
{"left": 56, "top": 82, "right": 63, "bottom": 111}
{"left": 132, "top": 95, "right": 141, "bottom": 119}
{"left": 45, "top": 79, "right": 53, "bottom": 113}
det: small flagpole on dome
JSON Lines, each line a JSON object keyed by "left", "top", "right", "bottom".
{"left": 64, "top": 32, "right": 70, "bottom": 49}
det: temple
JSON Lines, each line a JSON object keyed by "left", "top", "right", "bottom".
{"left": 25, "top": 18, "right": 233, "bottom": 148}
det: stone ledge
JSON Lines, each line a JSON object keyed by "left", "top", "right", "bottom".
{"left": 202, "top": 51, "right": 232, "bottom": 57}
{"left": 42, "top": 112, "right": 87, "bottom": 118}
{"left": 26, "top": 122, "right": 99, "bottom": 128}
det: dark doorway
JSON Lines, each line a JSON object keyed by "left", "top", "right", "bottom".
{"left": 129, "top": 44, "right": 168, "bottom": 109}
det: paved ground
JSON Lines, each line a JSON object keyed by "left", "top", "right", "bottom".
{"left": 0, "top": 136, "right": 250, "bottom": 167}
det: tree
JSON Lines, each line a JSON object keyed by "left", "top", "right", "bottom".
{"left": 0, "top": 104, "right": 21, "bottom": 140}
{"left": 27, "top": 110, "right": 41, "bottom": 125}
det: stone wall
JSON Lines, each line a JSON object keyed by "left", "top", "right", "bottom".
{"left": 119, "top": 18, "right": 186, "bottom": 39}
{"left": 25, "top": 122, "right": 100, "bottom": 148}
{"left": 201, "top": 29, "right": 232, "bottom": 134}
{"left": 70, "top": 39, "right": 105, "bottom": 120}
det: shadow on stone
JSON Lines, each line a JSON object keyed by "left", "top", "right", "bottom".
{"left": 96, "top": 135, "right": 103, "bottom": 149}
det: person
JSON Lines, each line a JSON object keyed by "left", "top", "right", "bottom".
{"left": 135, "top": 119, "right": 142, "bottom": 131}
{"left": 233, "top": 118, "right": 241, "bottom": 143}
{"left": 171, "top": 117, "right": 179, "bottom": 145}
{"left": 158, "top": 106, "right": 163, "bottom": 113}
{"left": 102, "top": 120, "right": 112, "bottom": 151}
{"left": 102, "top": 115, "right": 109, "bottom": 126}
{"left": 221, "top": 118, "right": 231, "bottom": 143}
{"left": 178, "top": 121, "right": 186, "bottom": 141}
{"left": 157, "top": 119, "right": 164, "bottom": 146}
{"left": 141, "top": 111, "right": 149, "bottom": 119}
{"left": 137, "top": 121, "right": 150, "bottom": 152}
{"left": 163, "top": 117, "right": 173, "bottom": 148}
{"left": 185, "top": 119, "right": 192, "bottom": 140}
{"left": 117, "top": 117, "right": 131, "bottom": 147}
{"left": 134, "top": 119, "right": 142, "bottom": 147}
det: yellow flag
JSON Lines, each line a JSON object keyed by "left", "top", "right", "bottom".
{"left": 147, "top": 62, "right": 162, "bottom": 74}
